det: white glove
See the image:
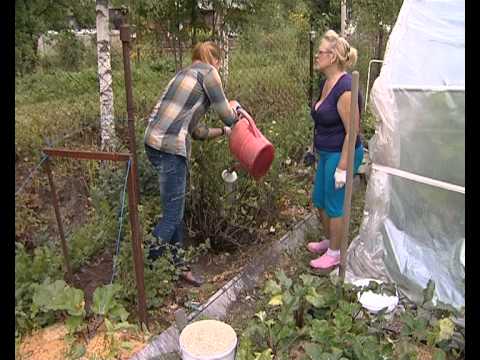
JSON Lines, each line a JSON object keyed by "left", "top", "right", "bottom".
{"left": 334, "top": 168, "right": 346, "bottom": 189}
{"left": 224, "top": 126, "right": 232, "bottom": 137}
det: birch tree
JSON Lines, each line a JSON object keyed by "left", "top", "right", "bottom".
{"left": 96, "top": 0, "right": 116, "bottom": 151}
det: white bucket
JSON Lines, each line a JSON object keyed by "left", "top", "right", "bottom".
{"left": 179, "top": 320, "right": 237, "bottom": 360}
{"left": 353, "top": 278, "right": 399, "bottom": 314}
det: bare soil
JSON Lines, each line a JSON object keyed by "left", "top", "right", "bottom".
{"left": 70, "top": 247, "right": 114, "bottom": 311}
{"left": 16, "top": 161, "right": 92, "bottom": 250}
{"left": 18, "top": 322, "right": 147, "bottom": 360}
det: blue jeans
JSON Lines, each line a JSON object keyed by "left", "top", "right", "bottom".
{"left": 145, "top": 145, "right": 187, "bottom": 268}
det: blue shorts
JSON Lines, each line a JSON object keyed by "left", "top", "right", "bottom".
{"left": 312, "top": 145, "right": 364, "bottom": 218}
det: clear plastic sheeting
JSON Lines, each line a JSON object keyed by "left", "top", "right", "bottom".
{"left": 346, "top": 0, "right": 465, "bottom": 310}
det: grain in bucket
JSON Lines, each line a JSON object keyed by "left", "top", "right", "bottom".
{"left": 179, "top": 320, "right": 237, "bottom": 360}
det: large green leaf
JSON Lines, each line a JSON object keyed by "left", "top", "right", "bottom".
{"left": 305, "top": 288, "right": 326, "bottom": 308}
{"left": 333, "top": 310, "right": 352, "bottom": 333}
{"left": 32, "top": 279, "right": 85, "bottom": 316}
{"left": 309, "top": 319, "right": 334, "bottom": 344}
{"left": 91, "top": 284, "right": 120, "bottom": 316}
{"left": 237, "top": 337, "right": 255, "bottom": 360}
{"left": 32, "top": 280, "right": 67, "bottom": 310}
{"left": 264, "top": 280, "right": 282, "bottom": 295}
{"left": 432, "top": 348, "right": 447, "bottom": 360}
{"left": 65, "top": 315, "right": 84, "bottom": 334}
{"left": 59, "top": 287, "right": 85, "bottom": 316}
{"left": 299, "top": 274, "right": 315, "bottom": 287}
{"left": 304, "top": 342, "right": 323, "bottom": 359}
{"left": 276, "top": 271, "right": 293, "bottom": 290}
{"left": 66, "top": 343, "right": 86, "bottom": 360}
{"left": 108, "top": 303, "right": 130, "bottom": 322}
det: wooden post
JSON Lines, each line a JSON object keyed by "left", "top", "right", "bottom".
{"left": 341, "top": 0, "right": 347, "bottom": 36}
{"left": 339, "top": 71, "right": 360, "bottom": 282}
{"left": 309, "top": 30, "right": 316, "bottom": 107}
{"left": 44, "top": 158, "right": 73, "bottom": 280}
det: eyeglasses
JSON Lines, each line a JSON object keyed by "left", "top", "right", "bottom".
{"left": 316, "top": 50, "right": 332, "bottom": 56}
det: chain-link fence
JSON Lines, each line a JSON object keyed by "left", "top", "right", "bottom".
{"left": 15, "top": 10, "right": 317, "bottom": 250}
{"left": 15, "top": 11, "right": 318, "bottom": 336}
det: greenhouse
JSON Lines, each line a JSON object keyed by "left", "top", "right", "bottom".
{"left": 346, "top": 0, "right": 465, "bottom": 310}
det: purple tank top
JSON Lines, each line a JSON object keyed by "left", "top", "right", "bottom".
{"left": 311, "top": 73, "right": 363, "bottom": 152}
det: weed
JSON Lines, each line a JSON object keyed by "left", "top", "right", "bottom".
{"left": 237, "top": 271, "right": 463, "bottom": 360}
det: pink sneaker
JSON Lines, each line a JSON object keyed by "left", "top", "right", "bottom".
{"left": 310, "top": 252, "right": 340, "bottom": 271}
{"left": 307, "top": 239, "right": 329, "bottom": 254}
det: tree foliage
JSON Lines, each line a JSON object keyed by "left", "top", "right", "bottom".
{"left": 15, "top": 0, "right": 95, "bottom": 74}
{"left": 352, "top": 0, "right": 403, "bottom": 30}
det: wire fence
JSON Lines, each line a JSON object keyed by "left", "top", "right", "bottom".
{"left": 15, "top": 16, "right": 316, "bottom": 247}
{"left": 15, "top": 14, "right": 317, "bottom": 329}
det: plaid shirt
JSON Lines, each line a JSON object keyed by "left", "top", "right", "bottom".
{"left": 144, "top": 62, "right": 236, "bottom": 159}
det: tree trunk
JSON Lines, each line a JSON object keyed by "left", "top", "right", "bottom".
{"left": 212, "top": 9, "right": 216, "bottom": 38}
{"left": 28, "top": 32, "right": 40, "bottom": 74}
{"left": 178, "top": 34, "right": 183, "bottom": 69}
{"left": 371, "top": 25, "right": 384, "bottom": 89}
{"left": 215, "top": 7, "right": 229, "bottom": 89}
{"left": 172, "top": 32, "right": 179, "bottom": 71}
{"left": 96, "top": 0, "right": 116, "bottom": 151}
{"left": 176, "top": 2, "right": 183, "bottom": 69}
{"left": 191, "top": 0, "right": 197, "bottom": 46}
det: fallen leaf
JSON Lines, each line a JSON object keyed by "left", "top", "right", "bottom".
{"left": 268, "top": 294, "right": 283, "bottom": 306}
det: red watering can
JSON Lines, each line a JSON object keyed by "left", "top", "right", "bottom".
{"left": 228, "top": 107, "right": 275, "bottom": 180}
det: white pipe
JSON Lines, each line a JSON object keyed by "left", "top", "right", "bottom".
{"left": 389, "top": 85, "right": 465, "bottom": 92}
{"left": 372, "top": 163, "right": 465, "bottom": 194}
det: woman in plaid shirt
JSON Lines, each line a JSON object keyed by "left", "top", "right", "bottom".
{"left": 144, "top": 41, "right": 241, "bottom": 286}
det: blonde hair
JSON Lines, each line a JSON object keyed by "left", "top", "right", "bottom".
{"left": 191, "top": 41, "right": 221, "bottom": 66}
{"left": 322, "top": 30, "right": 358, "bottom": 70}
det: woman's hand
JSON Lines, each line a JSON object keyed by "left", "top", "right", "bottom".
{"left": 229, "top": 100, "right": 242, "bottom": 112}
{"left": 334, "top": 168, "right": 346, "bottom": 189}
{"left": 224, "top": 126, "right": 232, "bottom": 137}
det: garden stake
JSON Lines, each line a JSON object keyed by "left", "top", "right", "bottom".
{"left": 120, "top": 23, "right": 149, "bottom": 326}
{"left": 339, "top": 71, "right": 360, "bottom": 282}
{"left": 43, "top": 157, "right": 73, "bottom": 280}
{"left": 120, "top": 22, "right": 140, "bottom": 202}
{"left": 309, "top": 30, "right": 316, "bottom": 107}
{"left": 126, "top": 158, "right": 149, "bottom": 328}
{"left": 42, "top": 148, "right": 149, "bottom": 328}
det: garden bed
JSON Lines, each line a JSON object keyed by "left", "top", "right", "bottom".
{"left": 16, "top": 170, "right": 320, "bottom": 360}
{"left": 226, "top": 240, "right": 464, "bottom": 360}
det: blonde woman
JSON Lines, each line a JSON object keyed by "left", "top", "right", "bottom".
{"left": 144, "top": 41, "right": 241, "bottom": 285}
{"left": 307, "top": 30, "right": 364, "bottom": 271}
